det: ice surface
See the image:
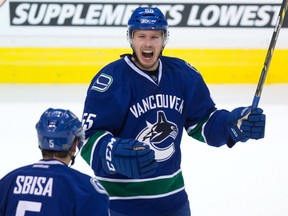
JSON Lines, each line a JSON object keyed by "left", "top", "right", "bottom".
{"left": 1, "top": 84, "right": 288, "bottom": 216}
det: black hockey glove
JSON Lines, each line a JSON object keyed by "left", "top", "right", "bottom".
{"left": 100, "top": 137, "right": 158, "bottom": 179}
{"left": 227, "top": 106, "right": 266, "bottom": 146}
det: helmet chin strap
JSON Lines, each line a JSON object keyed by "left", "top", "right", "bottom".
{"left": 69, "top": 156, "right": 75, "bottom": 167}
{"left": 69, "top": 150, "right": 79, "bottom": 167}
{"left": 131, "top": 49, "right": 138, "bottom": 62}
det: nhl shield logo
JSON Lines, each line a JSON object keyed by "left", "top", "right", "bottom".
{"left": 0, "top": 0, "right": 6, "bottom": 7}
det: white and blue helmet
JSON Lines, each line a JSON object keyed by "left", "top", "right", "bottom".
{"left": 36, "top": 108, "right": 84, "bottom": 151}
{"left": 127, "top": 7, "right": 169, "bottom": 45}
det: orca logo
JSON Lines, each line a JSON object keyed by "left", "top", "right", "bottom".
{"left": 136, "top": 111, "right": 178, "bottom": 162}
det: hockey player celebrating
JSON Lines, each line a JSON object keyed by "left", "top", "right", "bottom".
{"left": 80, "top": 7, "right": 266, "bottom": 216}
{"left": 0, "top": 108, "right": 110, "bottom": 216}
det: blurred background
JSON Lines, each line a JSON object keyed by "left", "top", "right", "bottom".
{"left": 1, "top": 0, "right": 287, "bottom": 84}
{"left": 1, "top": 0, "right": 288, "bottom": 216}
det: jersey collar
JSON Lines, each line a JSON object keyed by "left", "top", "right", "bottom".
{"left": 124, "top": 56, "right": 162, "bottom": 86}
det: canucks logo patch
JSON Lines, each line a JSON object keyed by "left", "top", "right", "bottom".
{"left": 136, "top": 111, "right": 178, "bottom": 162}
{"left": 90, "top": 178, "right": 108, "bottom": 195}
{"left": 91, "top": 73, "right": 113, "bottom": 92}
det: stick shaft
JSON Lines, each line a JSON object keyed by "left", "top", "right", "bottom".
{"left": 251, "top": 0, "right": 288, "bottom": 110}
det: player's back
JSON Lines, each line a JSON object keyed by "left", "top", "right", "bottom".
{"left": 0, "top": 159, "right": 109, "bottom": 216}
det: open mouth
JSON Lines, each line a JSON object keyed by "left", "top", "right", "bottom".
{"left": 142, "top": 50, "right": 153, "bottom": 59}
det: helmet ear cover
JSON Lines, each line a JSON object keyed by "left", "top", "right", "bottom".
{"left": 127, "top": 7, "right": 169, "bottom": 46}
{"left": 36, "top": 108, "right": 84, "bottom": 152}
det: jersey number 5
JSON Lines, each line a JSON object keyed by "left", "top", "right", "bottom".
{"left": 16, "top": 200, "right": 42, "bottom": 215}
{"left": 82, "top": 113, "right": 96, "bottom": 131}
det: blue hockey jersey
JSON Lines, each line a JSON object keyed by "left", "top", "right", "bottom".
{"left": 81, "top": 55, "right": 231, "bottom": 215}
{"left": 0, "top": 159, "right": 109, "bottom": 216}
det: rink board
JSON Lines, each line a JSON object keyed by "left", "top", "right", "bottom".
{"left": 1, "top": 47, "right": 287, "bottom": 84}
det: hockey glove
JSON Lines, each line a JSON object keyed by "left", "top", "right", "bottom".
{"left": 227, "top": 107, "right": 265, "bottom": 144}
{"left": 101, "top": 138, "right": 158, "bottom": 179}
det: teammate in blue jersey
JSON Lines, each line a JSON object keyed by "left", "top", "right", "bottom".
{"left": 0, "top": 108, "right": 110, "bottom": 216}
{"left": 80, "top": 7, "right": 266, "bottom": 216}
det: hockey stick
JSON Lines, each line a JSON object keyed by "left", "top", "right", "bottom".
{"left": 251, "top": 0, "right": 288, "bottom": 110}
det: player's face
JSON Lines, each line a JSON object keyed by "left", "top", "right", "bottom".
{"left": 131, "top": 30, "right": 164, "bottom": 71}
